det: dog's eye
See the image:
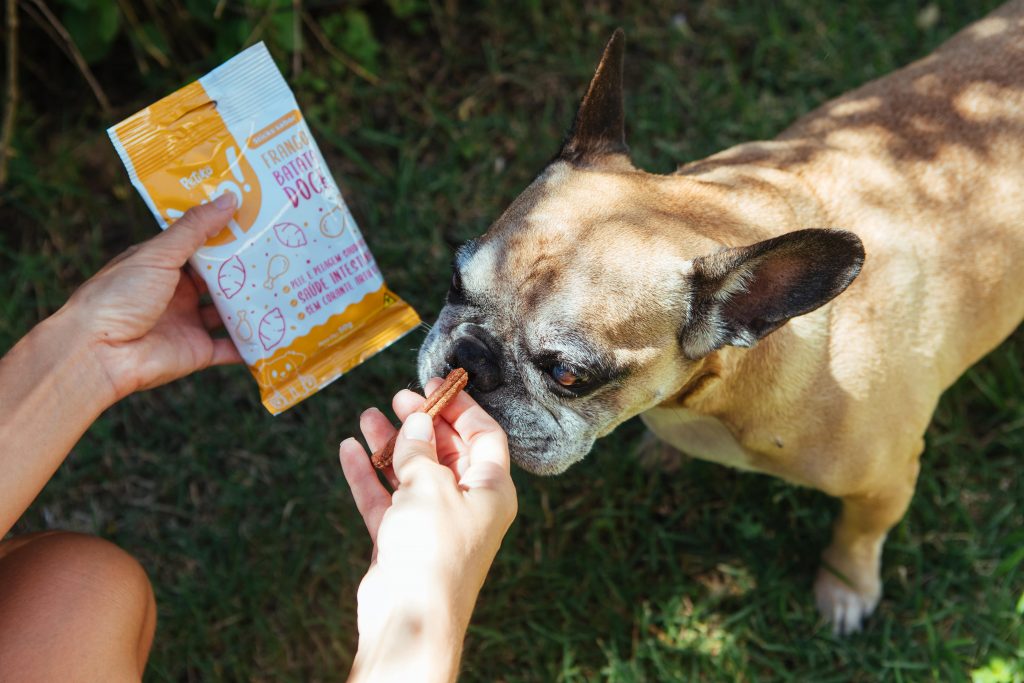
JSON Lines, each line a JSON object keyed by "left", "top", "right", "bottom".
{"left": 448, "top": 270, "right": 466, "bottom": 303}
{"left": 550, "top": 363, "right": 588, "bottom": 387}
{"left": 540, "top": 357, "right": 609, "bottom": 397}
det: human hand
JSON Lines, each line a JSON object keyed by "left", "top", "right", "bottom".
{"left": 56, "top": 195, "right": 242, "bottom": 403}
{"left": 339, "top": 381, "right": 517, "bottom": 682}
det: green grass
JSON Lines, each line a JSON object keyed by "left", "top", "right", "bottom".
{"left": 2, "top": 1, "right": 1022, "bottom": 681}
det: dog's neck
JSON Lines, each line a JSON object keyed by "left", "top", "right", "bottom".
{"left": 664, "top": 352, "right": 723, "bottom": 407}
{"left": 684, "top": 144, "right": 832, "bottom": 239}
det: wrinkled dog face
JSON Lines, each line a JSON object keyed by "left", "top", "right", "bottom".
{"left": 418, "top": 31, "right": 864, "bottom": 475}
{"left": 417, "top": 162, "right": 707, "bottom": 474}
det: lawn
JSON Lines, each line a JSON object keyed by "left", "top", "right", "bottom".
{"left": 2, "top": 1, "right": 1021, "bottom": 681}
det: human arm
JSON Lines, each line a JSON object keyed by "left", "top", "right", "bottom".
{"left": 0, "top": 196, "right": 241, "bottom": 537}
{"left": 339, "top": 381, "right": 518, "bottom": 683}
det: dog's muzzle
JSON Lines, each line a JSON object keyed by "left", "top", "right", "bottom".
{"left": 448, "top": 323, "right": 504, "bottom": 393}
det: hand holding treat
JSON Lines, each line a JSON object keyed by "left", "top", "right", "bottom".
{"left": 370, "top": 368, "right": 469, "bottom": 469}
{"left": 339, "top": 382, "right": 517, "bottom": 683}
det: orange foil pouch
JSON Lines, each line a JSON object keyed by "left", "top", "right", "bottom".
{"left": 108, "top": 43, "right": 420, "bottom": 414}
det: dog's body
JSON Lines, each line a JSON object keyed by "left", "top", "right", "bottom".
{"left": 419, "top": 2, "right": 1024, "bottom": 633}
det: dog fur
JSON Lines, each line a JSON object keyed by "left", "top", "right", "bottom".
{"left": 418, "top": 2, "right": 1024, "bottom": 633}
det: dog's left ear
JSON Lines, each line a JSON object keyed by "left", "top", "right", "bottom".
{"left": 560, "top": 29, "right": 628, "bottom": 164}
{"left": 680, "top": 229, "right": 865, "bottom": 359}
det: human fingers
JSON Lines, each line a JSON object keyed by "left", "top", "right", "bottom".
{"left": 460, "top": 458, "right": 515, "bottom": 491}
{"left": 94, "top": 244, "right": 140, "bottom": 276}
{"left": 464, "top": 461, "right": 518, "bottom": 531}
{"left": 392, "top": 388, "right": 461, "bottom": 460}
{"left": 433, "top": 385, "right": 510, "bottom": 472}
{"left": 200, "top": 304, "right": 224, "bottom": 330}
{"left": 339, "top": 438, "right": 392, "bottom": 543}
{"left": 142, "top": 195, "right": 237, "bottom": 268}
{"left": 186, "top": 265, "right": 210, "bottom": 295}
{"left": 391, "top": 387, "right": 425, "bottom": 416}
{"left": 209, "top": 339, "right": 243, "bottom": 366}
{"left": 398, "top": 379, "right": 508, "bottom": 475}
{"left": 417, "top": 377, "right": 506, "bottom": 455}
{"left": 359, "top": 407, "right": 399, "bottom": 488}
{"left": 391, "top": 413, "right": 446, "bottom": 486}
{"left": 359, "top": 407, "right": 397, "bottom": 453}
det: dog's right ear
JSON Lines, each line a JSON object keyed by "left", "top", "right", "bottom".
{"left": 680, "top": 229, "right": 865, "bottom": 359}
{"left": 559, "top": 29, "right": 628, "bottom": 164}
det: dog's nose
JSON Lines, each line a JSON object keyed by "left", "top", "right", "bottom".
{"left": 450, "top": 333, "right": 503, "bottom": 393}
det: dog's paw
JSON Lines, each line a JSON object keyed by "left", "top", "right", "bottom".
{"left": 813, "top": 567, "right": 881, "bottom": 636}
{"left": 634, "top": 431, "right": 688, "bottom": 472}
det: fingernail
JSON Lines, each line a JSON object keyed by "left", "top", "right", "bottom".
{"left": 213, "top": 193, "right": 236, "bottom": 210}
{"left": 401, "top": 412, "right": 433, "bottom": 442}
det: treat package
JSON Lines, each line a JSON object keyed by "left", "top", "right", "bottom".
{"left": 108, "top": 43, "right": 420, "bottom": 415}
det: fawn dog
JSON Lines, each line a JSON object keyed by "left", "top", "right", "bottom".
{"left": 418, "top": 4, "right": 1024, "bottom": 632}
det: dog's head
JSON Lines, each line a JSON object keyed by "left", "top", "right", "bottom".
{"left": 418, "top": 31, "right": 864, "bottom": 475}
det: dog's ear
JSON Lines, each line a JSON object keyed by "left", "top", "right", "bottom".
{"left": 680, "top": 229, "right": 865, "bottom": 359}
{"left": 559, "top": 29, "right": 628, "bottom": 164}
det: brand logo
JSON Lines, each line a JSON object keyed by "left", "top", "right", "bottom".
{"left": 179, "top": 166, "right": 213, "bottom": 190}
{"left": 158, "top": 140, "right": 263, "bottom": 249}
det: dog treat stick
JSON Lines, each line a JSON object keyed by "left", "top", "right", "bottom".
{"left": 371, "top": 368, "right": 469, "bottom": 470}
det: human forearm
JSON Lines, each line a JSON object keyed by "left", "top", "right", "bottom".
{"left": 348, "top": 588, "right": 467, "bottom": 683}
{"left": 0, "top": 307, "right": 117, "bottom": 536}
{"left": 0, "top": 203, "right": 242, "bottom": 539}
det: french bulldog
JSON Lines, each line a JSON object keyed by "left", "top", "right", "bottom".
{"left": 418, "top": 3, "right": 1024, "bottom": 634}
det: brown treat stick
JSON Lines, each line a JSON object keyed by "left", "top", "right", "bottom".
{"left": 371, "top": 368, "right": 469, "bottom": 470}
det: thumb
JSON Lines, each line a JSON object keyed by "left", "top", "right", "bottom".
{"left": 144, "top": 193, "right": 238, "bottom": 267}
{"left": 391, "top": 412, "right": 441, "bottom": 485}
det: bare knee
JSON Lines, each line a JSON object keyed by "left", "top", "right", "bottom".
{"left": 0, "top": 532, "right": 156, "bottom": 682}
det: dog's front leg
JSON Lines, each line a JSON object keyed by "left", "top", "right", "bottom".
{"left": 814, "top": 453, "right": 921, "bottom": 635}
